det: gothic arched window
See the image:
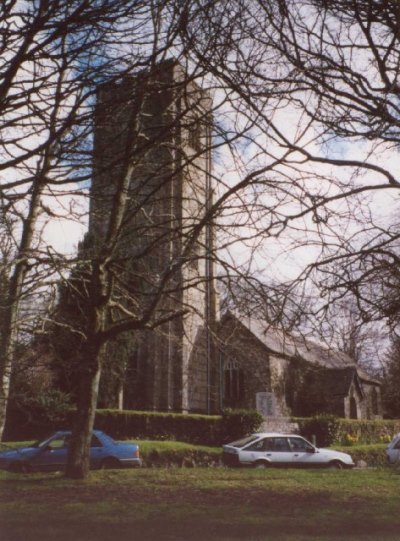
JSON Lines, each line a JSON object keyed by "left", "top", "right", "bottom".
{"left": 224, "top": 360, "right": 245, "bottom": 407}
{"left": 350, "top": 396, "right": 358, "bottom": 419}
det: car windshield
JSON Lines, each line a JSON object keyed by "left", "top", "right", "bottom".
{"left": 391, "top": 436, "right": 400, "bottom": 449}
{"left": 31, "top": 441, "right": 42, "bottom": 448}
{"left": 32, "top": 434, "right": 69, "bottom": 449}
{"left": 229, "top": 435, "right": 260, "bottom": 448}
{"left": 33, "top": 436, "right": 57, "bottom": 449}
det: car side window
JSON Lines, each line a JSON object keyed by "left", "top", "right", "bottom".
{"left": 48, "top": 436, "right": 68, "bottom": 449}
{"left": 245, "top": 437, "right": 291, "bottom": 452}
{"left": 245, "top": 439, "right": 265, "bottom": 452}
{"left": 261, "top": 438, "right": 275, "bottom": 451}
{"left": 288, "top": 437, "right": 314, "bottom": 452}
{"left": 271, "top": 437, "right": 290, "bottom": 452}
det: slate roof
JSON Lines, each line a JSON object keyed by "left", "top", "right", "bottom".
{"left": 221, "top": 312, "right": 380, "bottom": 386}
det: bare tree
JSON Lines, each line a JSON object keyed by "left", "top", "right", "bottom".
{"left": 1, "top": 0, "right": 205, "bottom": 449}
{"left": 5, "top": 0, "right": 400, "bottom": 479}
{"left": 185, "top": 1, "right": 400, "bottom": 324}
{"left": 381, "top": 334, "right": 400, "bottom": 418}
{"left": 2, "top": 1, "right": 291, "bottom": 478}
{"left": 64, "top": 0, "right": 400, "bottom": 479}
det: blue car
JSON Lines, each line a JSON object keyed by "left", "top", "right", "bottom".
{"left": 0, "top": 430, "right": 142, "bottom": 473}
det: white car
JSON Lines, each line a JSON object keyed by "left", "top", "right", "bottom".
{"left": 386, "top": 433, "right": 400, "bottom": 465}
{"left": 222, "top": 432, "right": 355, "bottom": 469}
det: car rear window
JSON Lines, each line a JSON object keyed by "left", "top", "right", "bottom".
{"left": 229, "top": 435, "right": 260, "bottom": 448}
{"left": 90, "top": 436, "right": 103, "bottom": 447}
{"left": 243, "top": 437, "right": 291, "bottom": 452}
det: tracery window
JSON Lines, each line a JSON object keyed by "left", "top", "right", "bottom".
{"left": 224, "top": 360, "right": 245, "bottom": 407}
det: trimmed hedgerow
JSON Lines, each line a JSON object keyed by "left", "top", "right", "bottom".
{"left": 219, "top": 408, "right": 264, "bottom": 443}
{"left": 94, "top": 408, "right": 263, "bottom": 446}
{"left": 4, "top": 407, "right": 263, "bottom": 446}
{"left": 94, "top": 409, "right": 221, "bottom": 445}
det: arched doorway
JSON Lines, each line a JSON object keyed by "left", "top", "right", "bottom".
{"left": 350, "top": 396, "right": 358, "bottom": 419}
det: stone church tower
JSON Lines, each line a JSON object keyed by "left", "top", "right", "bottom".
{"left": 90, "top": 60, "right": 219, "bottom": 414}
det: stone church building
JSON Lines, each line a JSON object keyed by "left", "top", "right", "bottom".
{"left": 218, "top": 312, "right": 382, "bottom": 420}
{"left": 91, "top": 60, "right": 382, "bottom": 420}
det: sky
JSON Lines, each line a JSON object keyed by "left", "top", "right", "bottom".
{"left": 4, "top": 1, "right": 400, "bottom": 355}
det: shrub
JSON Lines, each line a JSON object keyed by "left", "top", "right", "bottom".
{"left": 296, "top": 415, "right": 340, "bottom": 447}
{"left": 294, "top": 416, "right": 400, "bottom": 447}
{"left": 342, "top": 433, "right": 359, "bottom": 446}
{"left": 4, "top": 391, "right": 73, "bottom": 441}
{"left": 35, "top": 390, "right": 73, "bottom": 422}
{"left": 334, "top": 419, "right": 400, "bottom": 445}
{"left": 220, "top": 408, "right": 264, "bottom": 443}
{"left": 334, "top": 444, "right": 388, "bottom": 467}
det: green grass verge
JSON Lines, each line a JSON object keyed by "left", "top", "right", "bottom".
{"left": 0, "top": 439, "right": 389, "bottom": 467}
{"left": 333, "top": 443, "right": 388, "bottom": 467}
{"left": 135, "top": 439, "right": 221, "bottom": 467}
{"left": 1, "top": 467, "right": 400, "bottom": 541}
{"left": 0, "top": 438, "right": 222, "bottom": 467}
{"left": 135, "top": 440, "right": 389, "bottom": 467}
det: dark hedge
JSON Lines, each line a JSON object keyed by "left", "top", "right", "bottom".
{"left": 4, "top": 407, "right": 263, "bottom": 446}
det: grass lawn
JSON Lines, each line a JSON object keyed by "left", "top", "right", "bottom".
{"left": 1, "top": 466, "right": 399, "bottom": 541}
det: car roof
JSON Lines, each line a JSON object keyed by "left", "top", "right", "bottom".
{"left": 251, "top": 433, "right": 302, "bottom": 438}
{"left": 51, "top": 430, "right": 103, "bottom": 437}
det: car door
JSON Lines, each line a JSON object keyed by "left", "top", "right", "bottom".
{"left": 241, "top": 437, "right": 293, "bottom": 466}
{"left": 288, "top": 437, "right": 319, "bottom": 467}
{"left": 31, "top": 435, "right": 69, "bottom": 472}
{"left": 89, "top": 434, "right": 107, "bottom": 468}
{"left": 268, "top": 437, "right": 293, "bottom": 465}
{"left": 239, "top": 437, "right": 267, "bottom": 465}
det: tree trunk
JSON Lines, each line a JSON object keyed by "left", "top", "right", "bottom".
{"left": 65, "top": 260, "right": 108, "bottom": 479}
{"left": 65, "top": 346, "right": 103, "bottom": 479}
{"left": 0, "top": 181, "right": 44, "bottom": 440}
{"left": 0, "top": 307, "right": 18, "bottom": 440}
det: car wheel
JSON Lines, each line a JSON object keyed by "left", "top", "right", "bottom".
{"left": 254, "top": 461, "right": 269, "bottom": 469}
{"left": 101, "top": 457, "right": 121, "bottom": 470}
{"left": 328, "top": 460, "right": 344, "bottom": 470}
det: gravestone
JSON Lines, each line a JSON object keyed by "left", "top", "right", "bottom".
{"left": 256, "top": 392, "right": 276, "bottom": 417}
